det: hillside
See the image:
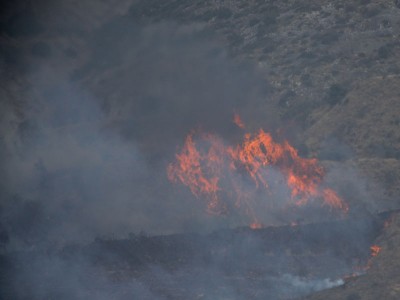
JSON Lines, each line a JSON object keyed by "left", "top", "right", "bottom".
{"left": 1, "top": 0, "right": 400, "bottom": 299}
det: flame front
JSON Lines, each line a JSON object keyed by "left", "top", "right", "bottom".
{"left": 167, "top": 133, "right": 225, "bottom": 214}
{"left": 168, "top": 117, "right": 348, "bottom": 225}
{"left": 346, "top": 244, "right": 382, "bottom": 278}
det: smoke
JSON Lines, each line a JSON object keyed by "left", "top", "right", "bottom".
{"left": 83, "top": 20, "right": 277, "bottom": 155}
{"left": 277, "top": 274, "right": 344, "bottom": 297}
{"left": 5, "top": 250, "right": 345, "bottom": 300}
{"left": 6, "top": 252, "right": 160, "bottom": 300}
{"left": 0, "top": 15, "right": 278, "bottom": 247}
{"left": 2, "top": 71, "right": 149, "bottom": 245}
{"left": 1, "top": 0, "right": 373, "bottom": 248}
{"left": 0, "top": 1, "right": 385, "bottom": 300}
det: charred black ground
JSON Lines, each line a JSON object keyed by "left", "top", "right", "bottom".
{"left": 0, "top": 213, "right": 389, "bottom": 300}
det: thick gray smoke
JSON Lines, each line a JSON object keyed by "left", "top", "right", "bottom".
{"left": 2, "top": 70, "right": 155, "bottom": 246}
{"left": 0, "top": 15, "right": 278, "bottom": 247}
{"left": 0, "top": 1, "right": 383, "bottom": 300}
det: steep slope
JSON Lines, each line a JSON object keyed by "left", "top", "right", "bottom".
{"left": 305, "top": 212, "right": 400, "bottom": 300}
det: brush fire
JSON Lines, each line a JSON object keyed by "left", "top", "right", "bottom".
{"left": 370, "top": 245, "right": 381, "bottom": 257}
{"left": 168, "top": 114, "right": 348, "bottom": 227}
{"left": 162, "top": 115, "right": 390, "bottom": 298}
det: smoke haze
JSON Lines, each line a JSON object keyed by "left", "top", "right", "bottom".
{"left": 0, "top": 1, "right": 387, "bottom": 300}
{"left": 0, "top": 13, "right": 281, "bottom": 247}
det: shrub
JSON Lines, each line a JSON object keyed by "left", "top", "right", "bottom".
{"left": 215, "top": 8, "right": 232, "bottom": 19}
{"left": 326, "top": 83, "right": 348, "bottom": 106}
{"left": 377, "top": 43, "right": 396, "bottom": 59}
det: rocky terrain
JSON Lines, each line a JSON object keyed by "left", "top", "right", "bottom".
{"left": 1, "top": 0, "right": 400, "bottom": 299}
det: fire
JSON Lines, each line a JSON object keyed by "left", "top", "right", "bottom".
{"left": 364, "top": 244, "right": 382, "bottom": 270}
{"left": 370, "top": 245, "right": 381, "bottom": 257}
{"left": 233, "top": 113, "right": 245, "bottom": 129}
{"left": 250, "top": 222, "right": 264, "bottom": 229}
{"left": 167, "top": 133, "right": 225, "bottom": 214}
{"left": 346, "top": 244, "right": 382, "bottom": 278}
{"left": 167, "top": 115, "right": 348, "bottom": 225}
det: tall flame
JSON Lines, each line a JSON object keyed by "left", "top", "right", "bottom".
{"left": 167, "top": 115, "right": 348, "bottom": 225}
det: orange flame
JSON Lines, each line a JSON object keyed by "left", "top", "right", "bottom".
{"left": 370, "top": 245, "right": 381, "bottom": 257}
{"left": 233, "top": 113, "right": 245, "bottom": 129}
{"left": 167, "top": 133, "right": 225, "bottom": 214}
{"left": 250, "top": 222, "right": 264, "bottom": 229}
{"left": 168, "top": 115, "right": 348, "bottom": 225}
{"left": 346, "top": 244, "right": 382, "bottom": 278}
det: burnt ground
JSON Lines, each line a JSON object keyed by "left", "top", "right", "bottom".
{"left": 1, "top": 214, "right": 388, "bottom": 300}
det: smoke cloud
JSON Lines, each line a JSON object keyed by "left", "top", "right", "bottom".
{"left": 0, "top": 1, "right": 385, "bottom": 300}
{"left": 0, "top": 15, "right": 279, "bottom": 247}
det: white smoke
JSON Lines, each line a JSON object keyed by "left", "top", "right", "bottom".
{"left": 278, "top": 274, "right": 344, "bottom": 297}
